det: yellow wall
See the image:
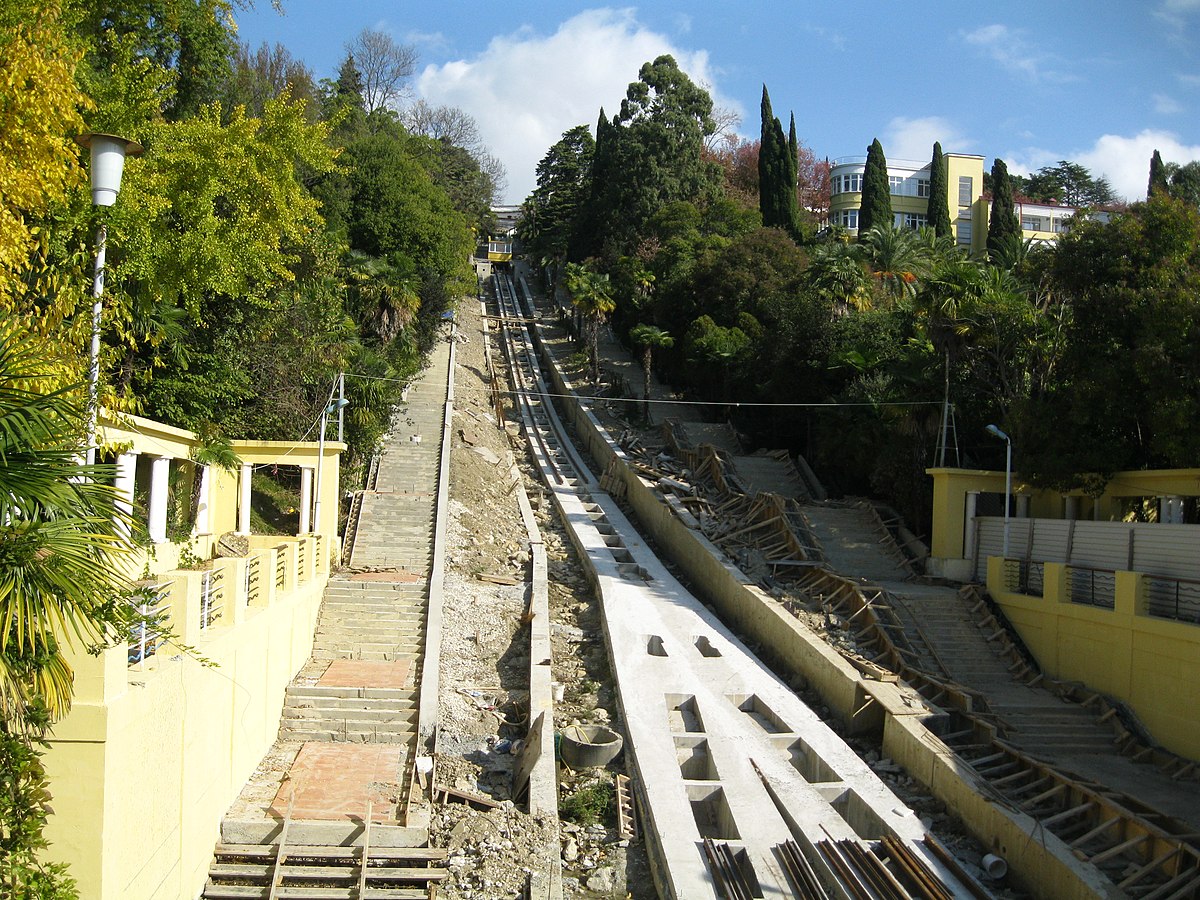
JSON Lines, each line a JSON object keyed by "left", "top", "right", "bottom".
{"left": 944, "top": 154, "right": 987, "bottom": 255}
{"left": 44, "top": 540, "right": 328, "bottom": 900}
{"left": 987, "top": 558, "right": 1200, "bottom": 760}
{"left": 43, "top": 411, "right": 344, "bottom": 898}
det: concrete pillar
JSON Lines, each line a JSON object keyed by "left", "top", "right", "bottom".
{"left": 147, "top": 456, "right": 170, "bottom": 543}
{"left": 1161, "top": 495, "right": 1183, "bottom": 524}
{"left": 299, "top": 467, "right": 313, "bottom": 534}
{"left": 194, "top": 465, "right": 211, "bottom": 535}
{"left": 113, "top": 451, "right": 137, "bottom": 539}
{"left": 237, "top": 463, "right": 253, "bottom": 536}
{"left": 1016, "top": 494, "right": 1031, "bottom": 519}
{"left": 1064, "top": 495, "right": 1081, "bottom": 521}
{"left": 964, "top": 491, "right": 979, "bottom": 559}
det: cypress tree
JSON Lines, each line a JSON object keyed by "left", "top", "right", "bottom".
{"left": 858, "top": 138, "right": 892, "bottom": 234}
{"left": 758, "top": 86, "right": 801, "bottom": 240}
{"left": 926, "top": 141, "right": 951, "bottom": 238}
{"left": 1148, "top": 149, "right": 1169, "bottom": 199}
{"left": 986, "top": 158, "right": 1021, "bottom": 261}
{"left": 787, "top": 112, "right": 799, "bottom": 187}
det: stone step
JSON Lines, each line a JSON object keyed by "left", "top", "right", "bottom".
{"left": 310, "top": 649, "right": 422, "bottom": 662}
{"left": 284, "top": 691, "right": 417, "bottom": 705}
{"left": 277, "top": 726, "right": 416, "bottom": 743}
{"left": 218, "top": 819, "right": 429, "bottom": 847}
{"left": 282, "top": 703, "right": 416, "bottom": 722}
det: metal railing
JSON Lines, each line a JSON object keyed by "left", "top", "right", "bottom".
{"left": 1002, "top": 558, "right": 1045, "bottom": 598}
{"left": 1145, "top": 575, "right": 1200, "bottom": 625}
{"left": 1066, "top": 565, "right": 1116, "bottom": 610}
{"left": 275, "top": 544, "right": 287, "bottom": 592}
{"left": 128, "top": 582, "right": 170, "bottom": 666}
{"left": 199, "top": 568, "right": 225, "bottom": 631}
{"left": 244, "top": 555, "right": 261, "bottom": 606}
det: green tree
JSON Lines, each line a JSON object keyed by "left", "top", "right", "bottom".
{"left": 520, "top": 125, "right": 594, "bottom": 270}
{"left": 858, "top": 138, "right": 892, "bottom": 234}
{"left": 1017, "top": 160, "right": 1116, "bottom": 206}
{"left": 987, "top": 158, "right": 1021, "bottom": 263}
{"left": 1148, "top": 149, "right": 1168, "bottom": 199}
{"left": 859, "top": 223, "right": 932, "bottom": 303}
{"left": 1166, "top": 160, "right": 1200, "bottom": 207}
{"left": 628, "top": 324, "right": 673, "bottom": 422}
{"left": 926, "top": 142, "right": 951, "bottom": 238}
{"left": 565, "top": 263, "right": 615, "bottom": 384}
{"left": 757, "top": 86, "right": 802, "bottom": 240}
{"left": 578, "top": 56, "right": 717, "bottom": 260}
{"left": 1015, "top": 196, "right": 1200, "bottom": 488}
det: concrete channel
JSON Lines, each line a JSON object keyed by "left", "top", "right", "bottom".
{"left": 491, "top": 272, "right": 985, "bottom": 899}
{"left": 503, "top": 266, "right": 1200, "bottom": 900}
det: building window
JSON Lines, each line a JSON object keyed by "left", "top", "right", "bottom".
{"left": 917, "top": 179, "right": 931, "bottom": 198}
{"left": 837, "top": 209, "right": 859, "bottom": 229}
{"left": 1021, "top": 216, "right": 1046, "bottom": 232}
{"left": 958, "top": 176, "right": 973, "bottom": 206}
{"left": 889, "top": 175, "right": 904, "bottom": 194}
{"left": 956, "top": 212, "right": 972, "bottom": 245}
{"left": 903, "top": 212, "right": 928, "bottom": 230}
{"left": 834, "top": 173, "right": 863, "bottom": 194}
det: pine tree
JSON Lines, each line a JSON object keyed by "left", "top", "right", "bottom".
{"left": 1148, "top": 149, "right": 1169, "bottom": 199}
{"left": 987, "top": 158, "right": 1021, "bottom": 262}
{"left": 757, "top": 86, "right": 801, "bottom": 240}
{"left": 926, "top": 142, "right": 951, "bottom": 238}
{"left": 858, "top": 138, "right": 892, "bottom": 234}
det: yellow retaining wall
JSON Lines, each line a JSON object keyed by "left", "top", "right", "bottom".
{"left": 986, "top": 557, "right": 1200, "bottom": 760}
{"left": 44, "top": 538, "right": 327, "bottom": 900}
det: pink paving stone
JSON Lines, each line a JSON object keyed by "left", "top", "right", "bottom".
{"left": 270, "top": 744, "right": 403, "bottom": 821}
{"left": 319, "top": 659, "right": 412, "bottom": 689}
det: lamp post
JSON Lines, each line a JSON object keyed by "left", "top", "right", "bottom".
{"left": 986, "top": 424, "right": 1012, "bottom": 558}
{"left": 313, "top": 398, "right": 350, "bottom": 536}
{"left": 75, "top": 132, "right": 143, "bottom": 465}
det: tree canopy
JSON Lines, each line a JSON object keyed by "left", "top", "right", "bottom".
{"left": 859, "top": 138, "right": 892, "bottom": 234}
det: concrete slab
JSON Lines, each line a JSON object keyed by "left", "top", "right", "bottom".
{"left": 319, "top": 659, "right": 413, "bottom": 690}
{"left": 270, "top": 743, "right": 405, "bottom": 822}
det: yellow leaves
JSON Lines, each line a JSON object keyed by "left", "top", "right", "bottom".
{"left": 0, "top": 1, "right": 89, "bottom": 303}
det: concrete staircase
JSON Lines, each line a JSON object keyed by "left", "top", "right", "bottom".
{"left": 730, "top": 449, "right": 810, "bottom": 499}
{"left": 205, "top": 338, "right": 452, "bottom": 898}
{"left": 802, "top": 503, "right": 913, "bottom": 583}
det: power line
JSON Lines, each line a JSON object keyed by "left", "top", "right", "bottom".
{"left": 341, "top": 370, "right": 940, "bottom": 409}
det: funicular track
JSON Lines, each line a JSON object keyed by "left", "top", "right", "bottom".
{"left": 634, "top": 382, "right": 1200, "bottom": 898}
{"left": 489, "top": 271, "right": 984, "bottom": 900}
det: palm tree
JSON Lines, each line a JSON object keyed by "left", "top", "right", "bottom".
{"left": 629, "top": 324, "right": 673, "bottom": 423}
{"left": 564, "top": 263, "right": 615, "bottom": 384}
{"left": 187, "top": 422, "right": 242, "bottom": 536}
{"left": 806, "top": 240, "right": 872, "bottom": 315}
{"left": 0, "top": 323, "right": 133, "bottom": 730}
{"left": 858, "top": 223, "right": 933, "bottom": 304}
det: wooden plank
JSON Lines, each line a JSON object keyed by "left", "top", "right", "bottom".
{"left": 216, "top": 845, "right": 449, "bottom": 862}
{"left": 510, "top": 711, "right": 545, "bottom": 803}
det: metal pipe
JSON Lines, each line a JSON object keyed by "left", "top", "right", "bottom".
{"left": 85, "top": 223, "right": 107, "bottom": 465}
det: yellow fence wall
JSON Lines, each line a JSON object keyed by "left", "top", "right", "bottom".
{"left": 44, "top": 538, "right": 327, "bottom": 900}
{"left": 986, "top": 557, "right": 1200, "bottom": 760}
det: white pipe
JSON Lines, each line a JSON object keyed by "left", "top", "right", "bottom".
{"left": 85, "top": 223, "right": 106, "bottom": 466}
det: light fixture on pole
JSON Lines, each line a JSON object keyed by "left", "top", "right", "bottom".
{"left": 985, "top": 424, "right": 1012, "bottom": 558}
{"left": 313, "top": 398, "right": 350, "bottom": 535}
{"left": 75, "top": 132, "right": 143, "bottom": 465}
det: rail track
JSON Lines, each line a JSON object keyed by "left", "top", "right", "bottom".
{"left": 489, "top": 270, "right": 984, "bottom": 900}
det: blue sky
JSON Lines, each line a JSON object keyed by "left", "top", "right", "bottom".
{"left": 234, "top": 1, "right": 1200, "bottom": 204}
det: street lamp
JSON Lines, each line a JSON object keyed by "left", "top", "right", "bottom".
{"left": 986, "top": 424, "right": 1012, "bottom": 558}
{"left": 75, "top": 132, "right": 143, "bottom": 464}
{"left": 313, "top": 398, "right": 350, "bottom": 535}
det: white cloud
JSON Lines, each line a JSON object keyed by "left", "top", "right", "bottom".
{"left": 1156, "top": 0, "right": 1200, "bottom": 30}
{"left": 882, "top": 116, "right": 973, "bottom": 162}
{"left": 962, "top": 24, "right": 1077, "bottom": 85}
{"left": 416, "top": 8, "right": 732, "bottom": 203}
{"left": 1077, "top": 130, "right": 1200, "bottom": 200}
{"left": 1154, "top": 93, "right": 1184, "bottom": 114}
